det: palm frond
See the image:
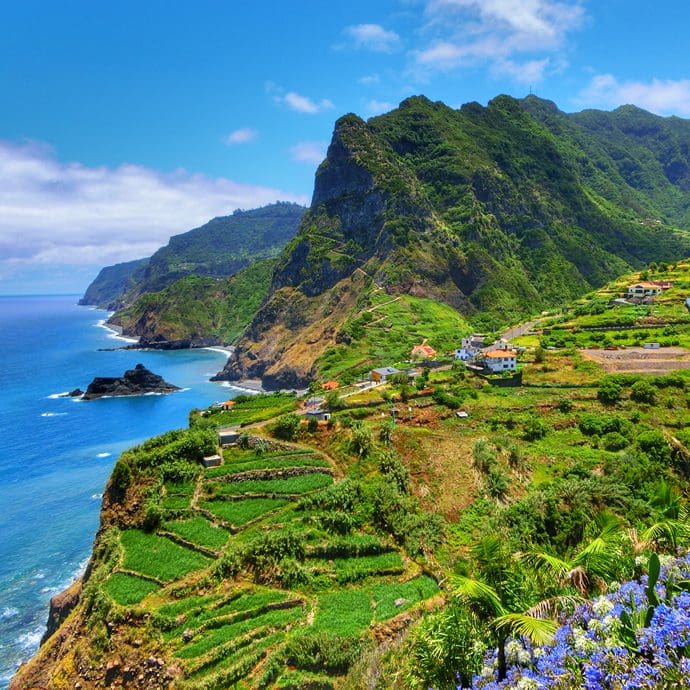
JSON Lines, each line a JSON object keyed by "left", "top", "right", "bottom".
{"left": 522, "top": 551, "right": 571, "bottom": 580}
{"left": 451, "top": 575, "right": 505, "bottom": 615}
{"left": 495, "top": 613, "right": 557, "bottom": 645}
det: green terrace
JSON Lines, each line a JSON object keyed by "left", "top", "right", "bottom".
{"left": 93, "top": 430, "right": 441, "bottom": 690}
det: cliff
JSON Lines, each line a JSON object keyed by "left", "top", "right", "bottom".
{"left": 80, "top": 202, "right": 306, "bottom": 310}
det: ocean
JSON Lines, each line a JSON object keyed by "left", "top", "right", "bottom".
{"left": 0, "top": 295, "right": 239, "bottom": 688}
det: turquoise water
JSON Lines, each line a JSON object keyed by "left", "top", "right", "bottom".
{"left": 0, "top": 296, "right": 237, "bottom": 687}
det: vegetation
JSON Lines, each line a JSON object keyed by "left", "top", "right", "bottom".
{"left": 82, "top": 202, "right": 305, "bottom": 309}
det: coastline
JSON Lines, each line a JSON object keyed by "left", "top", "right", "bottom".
{"left": 95, "top": 317, "right": 138, "bottom": 344}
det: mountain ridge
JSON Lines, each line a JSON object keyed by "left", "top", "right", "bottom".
{"left": 215, "top": 95, "right": 690, "bottom": 390}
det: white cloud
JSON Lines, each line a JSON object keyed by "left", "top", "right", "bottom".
{"left": 223, "top": 127, "right": 258, "bottom": 145}
{"left": 343, "top": 23, "right": 401, "bottom": 52}
{"left": 413, "top": 0, "right": 584, "bottom": 82}
{"left": 578, "top": 75, "right": 690, "bottom": 116}
{"left": 290, "top": 141, "right": 328, "bottom": 165}
{"left": 0, "top": 139, "right": 308, "bottom": 288}
{"left": 265, "top": 82, "right": 335, "bottom": 115}
{"left": 358, "top": 73, "right": 381, "bottom": 86}
{"left": 365, "top": 99, "right": 396, "bottom": 116}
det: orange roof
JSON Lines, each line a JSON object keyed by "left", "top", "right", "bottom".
{"left": 411, "top": 344, "right": 437, "bottom": 357}
{"left": 321, "top": 381, "right": 339, "bottom": 390}
{"left": 483, "top": 350, "right": 516, "bottom": 359}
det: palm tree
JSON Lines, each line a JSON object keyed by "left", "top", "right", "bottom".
{"left": 523, "top": 512, "right": 626, "bottom": 595}
{"left": 643, "top": 480, "right": 690, "bottom": 551}
{"left": 451, "top": 536, "right": 559, "bottom": 682}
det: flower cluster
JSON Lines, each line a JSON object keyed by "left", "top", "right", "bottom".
{"left": 472, "top": 553, "right": 690, "bottom": 690}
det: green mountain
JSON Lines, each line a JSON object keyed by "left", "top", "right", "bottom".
{"left": 216, "top": 95, "right": 690, "bottom": 389}
{"left": 79, "top": 202, "right": 306, "bottom": 310}
{"left": 78, "top": 258, "right": 149, "bottom": 310}
{"left": 109, "top": 258, "right": 277, "bottom": 347}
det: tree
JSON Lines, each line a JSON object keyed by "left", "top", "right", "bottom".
{"left": 350, "top": 421, "right": 373, "bottom": 457}
{"left": 642, "top": 480, "right": 690, "bottom": 551}
{"left": 523, "top": 513, "right": 626, "bottom": 595}
{"left": 631, "top": 379, "right": 656, "bottom": 404}
{"left": 452, "top": 537, "right": 558, "bottom": 682}
{"left": 271, "top": 413, "right": 301, "bottom": 440}
{"left": 598, "top": 376, "right": 622, "bottom": 405}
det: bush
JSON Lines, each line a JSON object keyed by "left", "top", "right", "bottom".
{"left": 350, "top": 421, "right": 373, "bottom": 457}
{"left": 284, "top": 633, "right": 362, "bottom": 674}
{"left": 271, "top": 413, "right": 301, "bottom": 441}
{"left": 631, "top": 379, "right": 656, "bottom": 404}
{"left": 378, "top": 450, "right": 410, "bottom": 493}
{"left": 558, "top": 398, "right": 573, "bottom": 413}
{"left": 637, "top": 430, "right": 671, "bottom": 463}
{"left": 598, "top": 376, "right": 622, "bottom": 405}
{"left": 110, "top": 459, "right": 132, "bottom": 496}
{"left": 602, "top": 431, "right": 629, "bottom": 451}
{"left": 523, "top": 418, "right": 548, "bottom": 441}
{"left": 473, "top": 439, "right": 496, "bottom": 473}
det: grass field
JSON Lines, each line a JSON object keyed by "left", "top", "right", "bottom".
{"left": 120, "top": 530, "right": 211, "bottom": 582}
{"left": 371, "top": 575, "right": 439, "bottom": 621}
{"left": 163, "top": 517, "right": 229, "bottom": 550}
{"left": 104, "top": 572, "right": 160, "bottom": 605}
{"left": 207, "top": 455, "right": 329, "bottom": 477}
{"left": 199, "top": 497, "right": 289, "bottom": 526}
{"left": 311, "top": 590, "right": 372, "bottom": 636}
{"left": 210, "top": 473, "right": 333, "bottom": 496}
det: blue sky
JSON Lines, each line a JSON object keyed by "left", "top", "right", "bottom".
{"left": 2, "top": 0, "right": 690, "bottom": 293}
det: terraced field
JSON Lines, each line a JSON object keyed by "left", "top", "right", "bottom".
{"left": 101, "top": 443, "right": 439, "bottom": 689}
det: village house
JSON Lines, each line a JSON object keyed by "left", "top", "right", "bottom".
{"left": 411, "top": 343, "right": 437, "bottom": 359}
{"left": 321, "top": 380, "right": 339, "bottom": 391}
{"left": 455, "top": 333, "right": 487, "bottom": 360}
{"left": 369, "top": 366, "right": 402, "bottom": 383}
{"left": 306, "top": 409, "right": 331, "bottom": 422}
{"left": 626, "top": 281, "right": 672, "bottom": 298}
{"left": 480, "top": 349, "right": 517, "bottom": 373}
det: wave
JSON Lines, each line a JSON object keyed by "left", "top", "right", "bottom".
{"left": 219, "top": 382, "right": 261, "bottom": 395}
{"left": 41, "top": 412, "right": 68, "bottom": 418}
{"left": 0, "top": 607, "right": 18, "bottom": 620}
{"left": 204, "top": 347, "right": 233, "bottom": 358}
{"left": 96, "top": 452, "right": 111, "bottom": 458}
{"left": 91, "top": 493, "right": 103, "bottom": 500}
{"left": 17, "top": 627, "right": 43, "bottom": 652}
{"left": 95, "top": 319, "right": 138, "bottom": 343}
{"left": 47, "top": 391, "right": 69, "bottom": 399}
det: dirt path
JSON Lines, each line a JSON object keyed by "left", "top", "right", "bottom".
{"left": 581, "top": 346, "right": 690, "bottom": 373}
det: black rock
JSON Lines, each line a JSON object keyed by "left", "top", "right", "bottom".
{"left": 82, "top": 364, "right": 180, "bottom": 400}
{"left": 68, "top": 388, "right": 84, "bottom": 397}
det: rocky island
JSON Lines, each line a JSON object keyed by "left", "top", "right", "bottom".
{"left": 81, "top": 364, "right": 180, "bottom": 400}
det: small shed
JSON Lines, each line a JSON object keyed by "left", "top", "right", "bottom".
{"left": 370, "top": 366, "right": 402, "bottom": 383}
{"left": 201, "top": 454, "right": 222, "bottom": 468}
{"left": 218, "top": 427, "right": 241, "bottom": 446}
{"left": 306, "top": 409, "right": 331, "bottom": 422}
{"left": 643, "top": 342, "right": 661, "bottom": 349}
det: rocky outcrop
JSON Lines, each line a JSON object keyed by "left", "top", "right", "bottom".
{"left": 41, "top": 580, "right": 81, "bottom": 644}
{"left": 82, "top": 364, "right": 180, "bottom": 400}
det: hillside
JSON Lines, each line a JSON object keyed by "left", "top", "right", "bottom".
{"left": 13, "top": 262, "right": 690, "bottom": 689}
{"left": 80, "top": 202, "right": 306, "bottom": 310}
{"left": 78, "top": 258, "right": 149, "bottom": 311}
{"left": 216, "top": 95, "right": 690, "bottom": 390}
{"left": 109, "top": 259, "right": 277, "bottom": 348}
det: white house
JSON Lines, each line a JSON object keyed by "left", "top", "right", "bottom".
{"left": 626, "top": 281, "right": 672, "bottom": 298}
{"left": 370, "top": 366, "right": 402, "bottom": 383}
{"left": 480, "top": 350, "right": 517, "bottom": 373}
{"left": 455, "top": 333, "right": 487, "bottom": 361}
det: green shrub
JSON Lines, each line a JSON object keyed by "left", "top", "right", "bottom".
{"left": 271, "top": 413, "right": 302, "bottom": 441}
{"left": 598, "top": 376, "right": 623, "bottom": 405}
{"left": 631, "top": 379, "right": 656, "bottom": 404}
{"left": 283, "top": 633, "right": 362, "bottom": 674}
{"left": 602, "top": 432, "right": 629, "bottom": 451}
{"left": 523, "top": 418, "right": 548, "bottom": 441}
